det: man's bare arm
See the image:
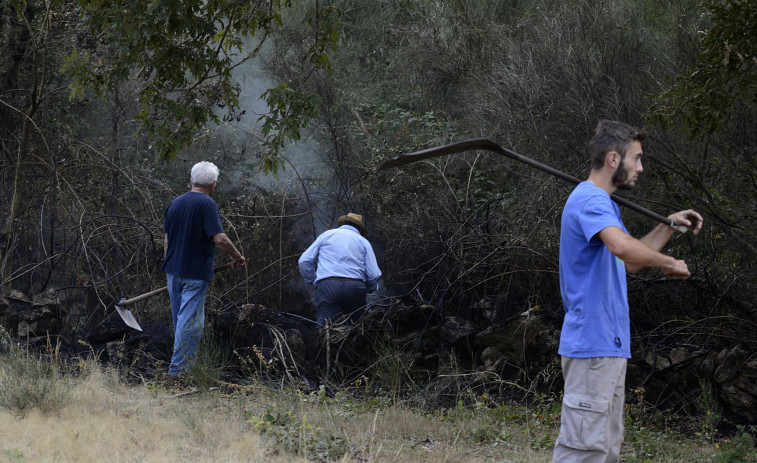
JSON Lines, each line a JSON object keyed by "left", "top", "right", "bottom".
{"left": 639, "top": 209, "right": 703, "bottom": 252}
{"left": 598, "top": 227, "right": 690, "bottom": 277}
{"left": 213, "top": 232, "right": 246, "bottom": 268}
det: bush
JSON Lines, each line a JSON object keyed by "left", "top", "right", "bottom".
{"left": 185, "top": 328, "right": 228, "bottom": 391}
{"left": 0, "top": 332, "right": 73, "bottom": 414}
{"left": 715, "top": 426, "right": 756, "bottom": 463}
{"left": 247, "top": 405, "right": 349, "bottom": 460}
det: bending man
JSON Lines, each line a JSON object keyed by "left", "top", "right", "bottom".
{"left": 162, "top": 161, "right": 245, "bottom": 375}
{"left": 298, "top": 213, "right": 382, "bottom": 326}
{"left": 553, "top": 120, "right": 702, "bottom": 462}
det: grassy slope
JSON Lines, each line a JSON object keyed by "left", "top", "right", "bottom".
{"left": 0, "top": 367, "right": 722, "bottom": 463}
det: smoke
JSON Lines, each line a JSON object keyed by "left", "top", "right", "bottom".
{"left": 204, "top": 40, "right": 393, "bottom": 313}
{"left": 209, "top": 40, "right": 341, "bottom": 240}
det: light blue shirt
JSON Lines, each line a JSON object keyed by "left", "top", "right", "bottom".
{"left": 298, "top": 225, "right": 382, "bottom": 292}
{"left": 559, "top": 181, "right": 630, "bottom": 359}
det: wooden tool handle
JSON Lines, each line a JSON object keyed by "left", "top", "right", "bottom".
{"left": 119, "top": 262, "right": 236, "bottom": 306}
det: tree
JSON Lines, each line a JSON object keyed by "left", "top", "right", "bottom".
{"left": 65, "top": 0, "right": 340, "bottom": 171}
{"left": 0, "top": 0, "right": 78, "bottom": 290}
{"left": 649, "top": 0, "right": 757, "bottom": 137}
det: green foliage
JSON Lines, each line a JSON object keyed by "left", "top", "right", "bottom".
{"left": 247, "top": 405, "right": 348, "bottom": 460}
{"left": 65, "top": 0, "right": 339, "bottom": 164}
{"left": 2, "top": 449, "right": 26, "bottom": 463}
{"left": 649, "top": 0, "right": 757, "bottom": 137}
{"left": 367, "top": 335, "right": 416, "bottom": 401}
{"left": 185, "top": 329, "right": 228, "bottom": 391}
{"left": 259, "top": 82, "right": 322, "bottom": 173}
{"left": 715, "top": 426, "right": 757, "bottom": 463}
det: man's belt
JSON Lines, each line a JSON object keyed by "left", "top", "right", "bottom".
{"left": 320, "top": 276, "right": 363, "bottom": 283}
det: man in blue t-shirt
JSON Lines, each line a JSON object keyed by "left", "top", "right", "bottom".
{"left": 162, "top": 161, "right": 246, "bottom": 375}
{"left": 553, "top": 121, "right": 703, "bottom": 462}
{"left": 298, "top": 213, "right": 382, "bottom": 326}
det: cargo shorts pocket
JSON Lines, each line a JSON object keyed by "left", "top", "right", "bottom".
{"left": 558, "top": 393, "right": 610, "bottom": 451}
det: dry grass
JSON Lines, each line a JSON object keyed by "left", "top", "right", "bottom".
{"left": 0, "top": 368, "right": 295, "bottom": 462}
{"left": 0, "top": 365, "right": 728, "bottom": 463}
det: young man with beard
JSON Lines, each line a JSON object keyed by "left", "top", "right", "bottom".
{"left": 552, "top": 120, "right": 703, "bottom": 462}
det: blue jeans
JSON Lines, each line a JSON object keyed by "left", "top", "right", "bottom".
{"left": 166, "top": 273, "right": 209, "bottom": 375}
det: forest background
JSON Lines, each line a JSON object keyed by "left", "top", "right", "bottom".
{"left": 1, "top": 0, "right": 756, "bottom": 445}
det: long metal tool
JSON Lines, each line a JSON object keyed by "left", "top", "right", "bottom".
{"left": 379, "top": 138, "right": 689, "bottom": 233}
{"left": 114, "top": 262, "right": 234, "bottom": 331}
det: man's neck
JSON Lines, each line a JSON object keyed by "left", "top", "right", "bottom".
{"left": 587, "top": 171, "right": 616, "bottom": 195}
{"left": 190, "top": 184, "right": 213, "bottom": 196}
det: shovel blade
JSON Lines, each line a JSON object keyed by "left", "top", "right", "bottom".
{"left": 115, "top": 305, "right": 143, "bottom": 331}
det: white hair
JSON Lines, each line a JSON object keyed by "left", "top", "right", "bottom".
{"left": 190, "top": 161, "right": 219, "bottom": 186}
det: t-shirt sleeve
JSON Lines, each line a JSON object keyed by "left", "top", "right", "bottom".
{"left": 204, "top": 201, "right": 224, "bottom": 238}
{"left": 578, "top": 194, "right": 623, "bottom": 242}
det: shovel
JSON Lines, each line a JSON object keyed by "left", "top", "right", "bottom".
{"left": 114, "top": 262, "right": 234, "bottom": 331}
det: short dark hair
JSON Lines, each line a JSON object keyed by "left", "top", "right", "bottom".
{"left": 589, "top": 120, "right": 646, "bottom": 169}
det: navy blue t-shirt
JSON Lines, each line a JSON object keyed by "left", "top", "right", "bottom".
{"left": 161, "top": 191, "right": 224, "bottom": 281}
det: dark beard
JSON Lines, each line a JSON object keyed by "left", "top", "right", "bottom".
{"left": 612, "top": 163, "right": 634, "bottom": 190}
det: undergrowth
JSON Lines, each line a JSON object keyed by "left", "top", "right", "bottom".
{"left": 185, "top": 328, "right": 228, "bottom": 391}
{"left": 0, "top": 328, "right": 73, "bottom": 415}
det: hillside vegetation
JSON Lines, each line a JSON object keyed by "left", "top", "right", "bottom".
{"left": 0, "top": 0, "right": 756, "bottom": 454}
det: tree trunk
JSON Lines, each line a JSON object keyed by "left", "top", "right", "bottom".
{"left": 110, "top": 86, "right": 126, "bottom": 293}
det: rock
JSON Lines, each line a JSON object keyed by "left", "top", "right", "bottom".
{"left": 396, "top": 327, "right": 438, "bottom": 357}
{"left": 0, "top": 296, "right": 13, "bottom": 323}
{"left": 699, "top": 351, "right": 718, "bottom": 376}
{"left": 644, "top": 351, "right": 670, "bottom": 370}
{"left": 670, "top": 347, "right": 689, "bottom": 365}
{"left": 106, "top": 340, "right": 127, "bottom": 364}
{"left": 1, "top": 293, "right": 31, "bottom": 326}
{"left": 387, "top": 303, "right": 435, "bottom": 335}
{"left": 472, "top": 297, "right": 498, "bottom": 322}
{"left": 475, "top": 322, "right": 511, "bottom": 350}
{"left": 741, "top": 358, "right": 757, "bottom": 375}
{"left": 236, "top": 304, "right": 313, "bottom": 332}
{"left": 714, "top": 345, "right": 750, "bottom": 384}
{"left": 481, "top": 346, "right": 502, "bottom": 369}
{"left": 732, "top": 375, "right": 757, "bottom": 397}
{"left": 7, "top": 289, "right": 30, "bottom": 302}
{"left": 440, "top": 316, "right": 478, "bottom": 345}
{"left": 124, "top": 321, "right": 173, "bottom": 362}
{"left": 475, "top": 313, "right": 556, "bottom": 369}
{"left": 415, "top": 353, "right": 438, "bottom": 370}
{"left": 285, "top": 328, "right": 306, "bottom": 362}
{"left": 32, "top": 288, "right": 59, "bottom": 307}
{"left": 0, "top": 288, "right": 63, "bottom": 337}
{"left": 472, "top": 298, "right": 493, "bottom": 310}
{"left": 88, "top": 315, "right": 132, "bottom": 344}
{"left": 721, "top": 382, "right": 757, "bottom": 423}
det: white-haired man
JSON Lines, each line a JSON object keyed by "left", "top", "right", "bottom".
{"left": 162, "top": 161, "right": 245, "bottom": 375}
{"left": 298, "top": 213, "right": 382, "bottom": 325}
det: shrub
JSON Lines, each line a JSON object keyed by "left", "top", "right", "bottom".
{"left": 0, "top": 332, "right": 73, "bottom": 414}
{"left": 185, "top": 328, "right": 228, "bottom": 391}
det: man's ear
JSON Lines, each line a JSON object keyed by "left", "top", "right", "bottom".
{"left": 606, "top": 151, "right": 619, "bottom": 168}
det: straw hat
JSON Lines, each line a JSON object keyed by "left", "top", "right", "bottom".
{"left": 337, "top": 213, "right": 367, "bottom": 236}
